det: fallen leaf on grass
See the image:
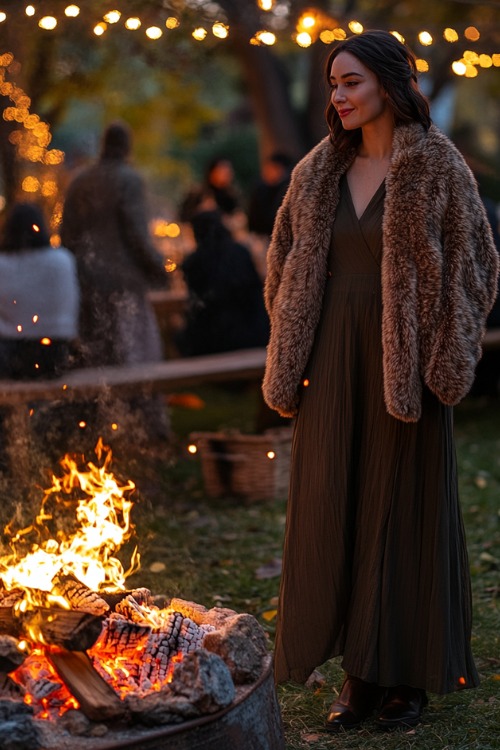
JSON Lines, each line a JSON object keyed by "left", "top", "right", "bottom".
{"left": 261, "top": 609, "right": 278, "bottom": 622}
{"left": 300, "top": 732, "right": 323, "bottom": 743}
{"left": 149, "top": 561, "right": 166, "bottom": 573}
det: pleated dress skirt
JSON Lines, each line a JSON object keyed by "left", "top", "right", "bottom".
{"left": 273, "top": 176, "right": 479, "bottom": 694}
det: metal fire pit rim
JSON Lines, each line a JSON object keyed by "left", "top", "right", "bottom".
{"left": 55, "top": 653, "right": 275, "bottom": 750}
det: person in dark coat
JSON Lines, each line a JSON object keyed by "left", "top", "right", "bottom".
{"left": 247, "top": 152, "right": 294, "bottom": 238}
{"left": 60, "top": 121, "right": 170, "bottom": 441}
{"left": 61, "top": 121, "right": 168, "bottom": 369}
{"left": 178, "top": 194, "right": 269, "bottom": 357}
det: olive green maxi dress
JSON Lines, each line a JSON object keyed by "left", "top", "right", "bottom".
{"left": 273, "top": 176, "right": 479, "bottom": 695}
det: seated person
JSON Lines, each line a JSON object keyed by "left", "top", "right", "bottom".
{"left": 0, "top": 202, "right": 79, "bottom": 379}
{"left": 177, "top": 192, "right": 269, "bottom": 356}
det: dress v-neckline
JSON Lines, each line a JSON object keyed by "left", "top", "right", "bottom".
{"left": 345, "top": 177, "right": 386, "bottom": 223}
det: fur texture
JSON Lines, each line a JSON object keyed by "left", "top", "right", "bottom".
{"left": 263, "top": 123, "right": 499, "bottom": 422}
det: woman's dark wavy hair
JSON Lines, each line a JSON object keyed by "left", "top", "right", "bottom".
{"left": 325, "top": 30, "right": 431, "bottom": 151}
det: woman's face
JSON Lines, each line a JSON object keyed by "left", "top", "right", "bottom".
{"left": 329, "top": 51, "right": 389, "bottom": 131}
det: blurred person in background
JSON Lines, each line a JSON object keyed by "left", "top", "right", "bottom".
{"left": 177, "top": 190, "right": 269, "bottom": 357}
{"left": 61, "top": 121, "right": 170, "bottom": 442}
{"left": 0, "top": 201, "right": 80, "bottom": 466}
{"left": 0, "top": 201, "right": 79, "bottom": 379}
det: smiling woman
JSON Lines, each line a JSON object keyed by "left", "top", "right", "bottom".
{"left": 262, "top": 28, "right": 499, "bottom": 735}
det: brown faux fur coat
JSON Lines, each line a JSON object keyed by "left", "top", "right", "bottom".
{"left": 263, "top": 122, "right": 499, "bottom": 422}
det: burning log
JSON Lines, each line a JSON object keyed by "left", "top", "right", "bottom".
{"left": 51, "top": 575, "right": 110, "bottom": 616}
{"left": 47, "top": 649, "right": 126, "bottom": 722}
{"left": 0, "top": 606, "right": 103, "bottom": 651}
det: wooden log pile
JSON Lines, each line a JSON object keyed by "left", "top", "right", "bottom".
{"left": 0, "top": 586, "right": 270, "bottom": 732}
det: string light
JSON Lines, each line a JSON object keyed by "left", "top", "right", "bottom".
{"left": 212, "top": 22, "right": 229, "bottom": 39}
{"left": 192, "top": 27, "right": 207, "bottom": 41}
{"left": 103, "top": 11, "right": 121, "bottom": 24}
{"left": 253, "top": 30, "right": 276, "bottom": 45}
{"left": 39, "top": 16, "right": 57, "bottom": 30}
{"left": 296, "top": 32, "right": 312, "bottom": 48}
{"left": 348, "top": 21, "right": 364, "bottom": 34}
{"left": 443, "top": 28, "right": 458, "bottom": 42}
{"left": 0, "top": 5, "right": 496, "bottom": 80}
{"left": 125, "top": 17, "right": 141, "bottom": 31}
{"left": 145, "top": 26, "right": 163, "bottom": 39}
{"left": 93, "top": 22, "right": 107, "bottom": 36}
{"left": 418, "top": 31, "right": 433, "bottom": 46}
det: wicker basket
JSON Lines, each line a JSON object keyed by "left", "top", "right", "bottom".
{"left": 189, "top": 427, "right": 293, "bottom": 501}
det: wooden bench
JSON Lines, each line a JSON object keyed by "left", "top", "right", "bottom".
{"left": 1, "top": 329, "right": 499, "bottom": 480}
{"left": 0, "top": 347, "right": 267, "bottom": 480}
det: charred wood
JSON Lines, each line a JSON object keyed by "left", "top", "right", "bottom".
{"left": 0, "top": 634, "right": 26, "bottom": 673}
{"left": 0, "top": 606, "right": 103, "bottom": 651}
{"left": 48, "top": 649, "right": 126, "bottom": 722}
{"left": 51, "top": 575, "right": 110, "bottom": 616}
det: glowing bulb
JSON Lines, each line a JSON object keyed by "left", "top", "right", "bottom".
{"left": 40, "top": 338, "right": 51, "bottom": 346}
{"left": 452, "top": 60, "right": 467, "bottom": 76}
{"left": 348, "top": 21, "right": 364, "bottom": 34}
{"left": 212, "top": 22, "right": 228, "bottom": 39}
{"left": 464, "top": 64, "right": 478, "bottom": 78}
{"left": 32, "top": 315, "right": 39, "bottom": 323}
{"left": 39, "top": 16, "right": 57, "bottom": 30}
{"left": 188, "top": 444, "right": 198, "bottom": 454}
{"left": 267, "top": 451, "right": 276, "bottom": 460}
{"left": 25, "top": 6, "right": 35, "bottom": 17}
{"left": 32, "top": 223, "right": 40, "bottom": 233}
{"left": 166, "top": 17, "right": 180, "bottom": 30}
{"left": 390, "top": 31, "right": 405, "bottom": 43}
{"left": 0, "top": 12, "right": 6, "bottom": 22}
{"left": 296, "top": 32, "right": 312, "bottom": 48}
{"left": 319, "top": 30, "right": 335, "bottom": 44}
{"left": 464, "top": 26, "right": 480, "bottom": 42}
{"left": 479, "top": 54, "right": 492, "bottom": 68}
{"left": 258, "top": 0, "right": 274, "bottom": 9}
{"left": 332, "top": 28, "right": 347, "bottom": 41}
{"left": 416, "top": 59, "right": 429, "bottom": 72}
{"left": 301, "top": 15, "right": 316, "bottom": 30}
{"left": 254, "top": 30, "right": 276, "bottom": 45}
{"left": 146, "top": 26, "right": 163, "bottom": 39}
{"left": 64, "top": 5, "right": 80, "bottom": 17}
{"left": 125, "top": 17, "right": 141, "bottom": 30}
{"left": 418, "top": 31, "right": 433, "bottom": 46}
{"left": 103, "top": 10, "right": 121, "bottom": 24}
{"left": 443, "top": 28, "right": 458, "bottom": 42}
{"left": 93, "top": 22, "right": 107, "bottom": 36}
{"left": 192, "top": 27, "right": 207, "bottom": 41}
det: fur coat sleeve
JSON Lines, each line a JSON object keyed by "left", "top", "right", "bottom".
{"left": 263, "top": 123, "right": 499, "bottom": 422}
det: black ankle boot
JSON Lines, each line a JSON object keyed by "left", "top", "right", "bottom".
{"left": 325, "top": 675, "right": 383, "bottom": 731}
{"left": 376, "top": 685, "right": 428, "bottom": 729}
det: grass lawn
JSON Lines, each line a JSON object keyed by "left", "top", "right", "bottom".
{"left": 2, "top": 382, "right": 499, "bottom": 748}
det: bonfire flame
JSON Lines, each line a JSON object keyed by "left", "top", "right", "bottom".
{"left": 0, "top": 438, "right": 139, "bottom": 614}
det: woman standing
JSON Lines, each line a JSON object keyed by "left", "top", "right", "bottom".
{"left": 263, "top": 31, "right": 498, "bottom": 731}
